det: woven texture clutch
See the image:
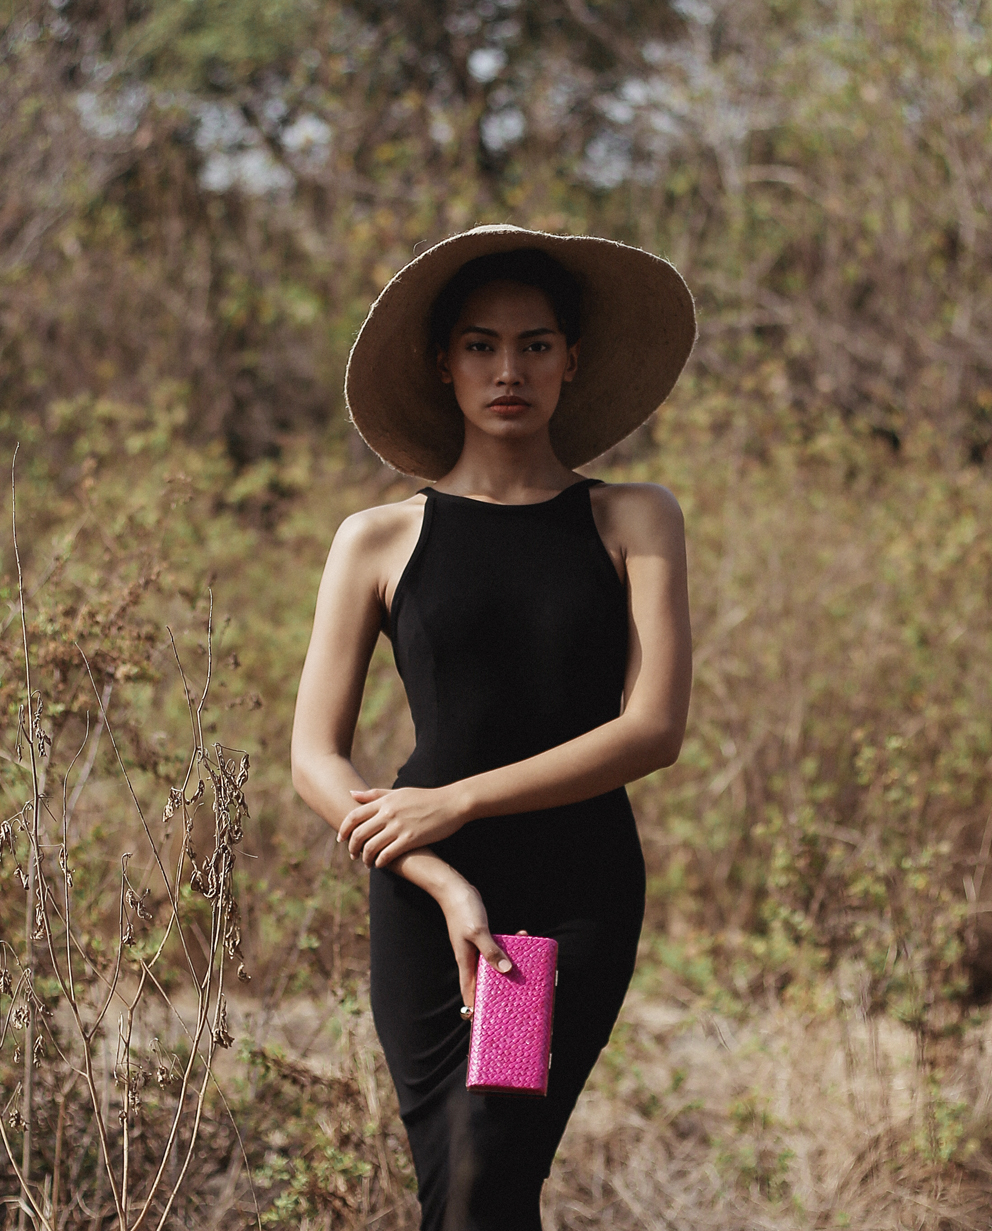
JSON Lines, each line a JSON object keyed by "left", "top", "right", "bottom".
{"left": 466, "top": 934, "right": 558, "bottom": 1096}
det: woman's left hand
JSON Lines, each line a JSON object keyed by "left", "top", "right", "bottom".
{"left": 338, "top": 785, "right": 467, "bottom": 866}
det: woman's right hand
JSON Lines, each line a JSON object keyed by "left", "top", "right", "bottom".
{"left": 437, "top": 877, "right": 512, "bottom": 1011}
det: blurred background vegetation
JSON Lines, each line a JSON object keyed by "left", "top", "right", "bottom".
{"left": 1, "top": 0, "right": 991, "bottom": 1226}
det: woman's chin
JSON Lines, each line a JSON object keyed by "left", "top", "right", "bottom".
{"left": 465, "top": 416, "right": 552, "bottom": 446}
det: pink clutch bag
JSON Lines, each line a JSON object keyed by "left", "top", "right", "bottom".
{"left": 466, "top": 934, "right": 558, "bottom": 1096}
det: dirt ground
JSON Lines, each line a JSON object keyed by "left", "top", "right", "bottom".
{"left": 172, "top": 975, "right": 992, "bottom": 1231}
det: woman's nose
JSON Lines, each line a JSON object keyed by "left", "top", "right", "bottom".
{"left": 496, "top": 347, "right": 522, "bottom": 384}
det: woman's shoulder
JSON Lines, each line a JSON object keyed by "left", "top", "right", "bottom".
{"left": 323, "top": 495, "right": 428, "bottom": 599}
{"left": 333, "top": 492, "right": 428, "bottom": 554}
{"left": 589, "top": 480, "right": 684, "bottom": 545}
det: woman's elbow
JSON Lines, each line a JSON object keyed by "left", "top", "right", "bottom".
{"left": 291, "top": 742, "right": 349, "bottom": 803}
{"left": 654, "top": 739, "right": 683, "bottom": 769}
{"left": 635, "top": 721, "right": 685, "bottom": 772}
{"left": 290, "top": 757, "right": 308, "bottom": 798}
{"left": 290, "top": 741, "right": 317, "bottom": 799}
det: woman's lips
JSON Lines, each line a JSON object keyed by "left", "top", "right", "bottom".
{"left": 488, "top": 397, "right": 530, "bottom": 414}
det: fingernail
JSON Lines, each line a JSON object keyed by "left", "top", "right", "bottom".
{"left": 497, "top": 959, "right": 512, "bottom": 973}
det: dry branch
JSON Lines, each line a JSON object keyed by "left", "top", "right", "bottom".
{"left": 0, "top": 451, "right": 256, "bottom": 1230}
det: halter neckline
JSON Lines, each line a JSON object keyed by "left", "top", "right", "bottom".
{"left": 418, "top": 477, "right": 601, "bottom": 510}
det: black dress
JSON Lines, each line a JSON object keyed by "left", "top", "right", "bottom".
{"left": 369, "top": 478, "right": 645, "bottom": 1231}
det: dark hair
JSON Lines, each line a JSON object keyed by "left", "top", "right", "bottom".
{"left": 429, "top": 248, "right": 583, "bottom": 351}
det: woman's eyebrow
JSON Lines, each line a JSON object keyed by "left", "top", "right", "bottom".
{"left": 457, "top": 325, "right": 557, "bottom": 338}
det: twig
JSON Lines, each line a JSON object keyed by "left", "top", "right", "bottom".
{"left": 64, "top": 684, "right": 113, "bottom": 828}
{"left": 51, "top": 1074, "right": 76, "bottom": 1231}
{"left": 79, "top": 649, "right": 200, "bottom": 985}
{"left": 1, "top": 454, "right": 253, "bottom": 1229}
{"left": 0, "top": 1107, "right": 53, "bottom": 1231}
{"left": 0, "top": 513, "right": 88, "bottom": 636}
{"left": 59, "top": 715, "right": 91, "bottom": 1010}
{"left": 12, "top": 444, "right": 41, "bottom": 1231}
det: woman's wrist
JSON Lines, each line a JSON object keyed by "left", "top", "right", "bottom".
{"left": 392, "top": 848, "right": 472, "bottom": 909}
{"left": 433, "top": 868, "right": 477, "bottom": 914}
{"left": 442, "top": 778, "right": 481, "bottom": 826}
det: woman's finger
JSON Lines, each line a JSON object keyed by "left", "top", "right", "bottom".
{"left": 455, "top": 934, "right": 511, "bottom": 1011}
{"left": 349, "top": 788, "right": 388, "bottom": 802}
{"left": 477, "top": 932, "right": 513, "bottom": 974}
{"left": 373, "top": 837, "right": 408, "bottom": 868}
{"left": 338, "top": 803, "right": 377, "bottom": 842}
{"left": 458, "top": 968, "right": 476, "bottom": 1011}
{"left": 340, "top": 814, "right": 368, "bottom": 850}
{"left": 361, "top": 827, "right": 398, "bottom": 867}
{"left": 454, "top": 940, "right": 478, "bottom": 1009}
{"left": 342, "top": 801, "right": 382, "bottom": 826}
{"left": 339, "top": 802, "right": 383, "bottom": 843}
{"left": 347, "top": 817, "right": 389, "bottom": 858}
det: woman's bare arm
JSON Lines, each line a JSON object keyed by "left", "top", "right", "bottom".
{"left": 339, "top": 483, "right": 692, "bottom": 867}
{"left": 290, "top": 502, "right": 512, "bottom": 1004}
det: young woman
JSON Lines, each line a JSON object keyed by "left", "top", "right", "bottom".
{"left": 291, "top": 225, "right": 695, "bottom": 1230}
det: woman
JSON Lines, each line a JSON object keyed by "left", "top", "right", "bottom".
{"left": 291, "top": 225, "right": 694, "bottom": 1230}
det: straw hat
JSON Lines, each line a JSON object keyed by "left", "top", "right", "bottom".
{"left": 345, "top": 224, "right": 696, "bottom": 480}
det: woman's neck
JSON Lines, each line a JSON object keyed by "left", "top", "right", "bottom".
{"left": 435, "top": 427, "right": 580, "bottom": 504}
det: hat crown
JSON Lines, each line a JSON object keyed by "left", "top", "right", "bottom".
{"left": 464, "top": 224, "right": 528, "bottom": 236}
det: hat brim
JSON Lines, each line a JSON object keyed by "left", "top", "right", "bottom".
{"left": 345, "top": 225, "right": 696, "bottom": 480}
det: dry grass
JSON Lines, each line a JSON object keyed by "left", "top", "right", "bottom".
{"left": 4, "top": 419, "right": 991, "bottom": 1227}
{"left": 3, "top": 1, "right": 992, "bottom": 1222}
{"left": 546, "top": 985, "right": 992, "bottom": 1230}
{"left": 110, "top": 973, "right": 991, "bottom": 1231}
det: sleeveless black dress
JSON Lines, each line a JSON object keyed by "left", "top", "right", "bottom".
{"left": 369, "top": 478, "right": 645, "bottom": 1231}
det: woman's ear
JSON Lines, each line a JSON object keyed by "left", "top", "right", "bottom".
{"left": 562, "top": 339, "right": 581, "bottom": 384}
{"left": 436, "top": 347, "right": 453, "bottom": 384}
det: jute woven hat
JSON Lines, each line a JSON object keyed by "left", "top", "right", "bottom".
{"left": 345, "top": 225, "right": 696, "bottom": 480}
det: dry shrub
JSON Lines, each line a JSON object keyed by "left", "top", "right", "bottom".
{"left": 0, "top": 428, "right": 412, "bottom": 1228}
{"left": 544, "top": 989, "right": 992, "bottom": 1230}
{"left": 2, "top": 388, "right": 990, "bottom": 1227}
{"left": 626, "top": 388, "right": 992, "bottom": 1020}
{"left": 3, "top": 0, "right": 992, "bottom": 465}
{"left": 0, "top": 454, "right": 258, "bottom": 1228}
{"left": 1, "top": 1, "right": 991, "bottom": 1221}
{"left": 0, "top": 993, "right": 415, "bottom": 1230}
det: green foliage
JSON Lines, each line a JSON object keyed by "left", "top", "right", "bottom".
{"left": 3, "top": 0, "right": 991, "bottom": 461}
{"left": 912, "top": 1077, "right": 971, "bottom": 1164}
{"left": 128, "top": 0, "right": 320, "bottom": 88}
{"left": 235, "top": 1042, "right": 410, "bottom": 1227}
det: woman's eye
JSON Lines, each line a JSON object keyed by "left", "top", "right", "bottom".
{"left": 525, "top": 341, "right": 551, "bottom": 353}
{"left": 466, "top": 341, "right": 492, "bottom": 352}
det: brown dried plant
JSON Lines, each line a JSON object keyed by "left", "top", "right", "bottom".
{"left": 0, "top": 449, "right": 256, "bottom": 1231}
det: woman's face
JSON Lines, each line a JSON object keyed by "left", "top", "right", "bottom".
{"left": 437, "top": 280, "right": 579, "bottom": 444}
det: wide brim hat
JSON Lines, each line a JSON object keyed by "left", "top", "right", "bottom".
{"left": 345, "top": 224, "right": 696, "bottom": 480}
